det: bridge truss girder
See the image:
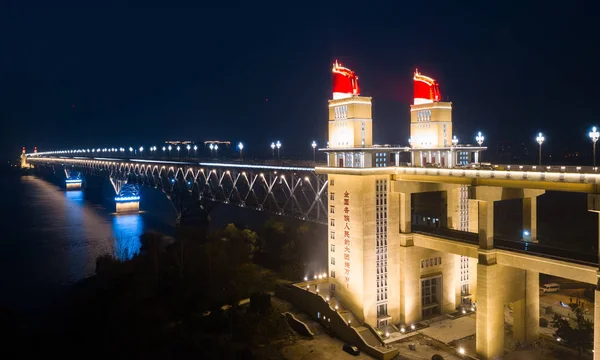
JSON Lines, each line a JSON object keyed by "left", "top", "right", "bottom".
{"left": 29, "top": 158, "right": 329, "bottom": 224}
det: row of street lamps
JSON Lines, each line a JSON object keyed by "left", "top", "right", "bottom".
{"left": 112, "top": 140, "right": 320, "bottom": 162}
{"left": 535, "top": 127, "right": 600, "bottom": 166}
{"left": 441, "top": 128, "right": 600, "bottom": 166}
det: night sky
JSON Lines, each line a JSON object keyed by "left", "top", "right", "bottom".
{"left": 1, "top": 5, "right": 597, "bottom": 162}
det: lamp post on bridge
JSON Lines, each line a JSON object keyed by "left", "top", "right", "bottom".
{"left": 214, "top": 144, "right": 218, "bottom": 158}
{"left": 238, "top": 142, "right": 244, "bottom": 160}
{"left": 589, "top": 127, "right": 599, "bottom": 167}
{"left": 270, "top": 142, "right": 275, "bottom": 160}
{"left": 475, "top": 132, "right": 484, "bottom": 163}
{"left": 139, "top": 146, "right": 144, "bottom": 157}
{"left": 168, "top": 145, "right": 172, "bottom": 158}
{"left": 276, "top": 140, "right": 281, "bottom": 160}
{"left": 193, "top": 145, "right": 197, "bottom": 157}
{"left": 162, "top": 146, "right": 166, "bottom": 158}
{"left": 312, "top": 141, "right": 317, "bottom": 162}
{"left": 177, "top": 146, "right": 180, "bottom": 158}
{"left": 452, "top": 135, "right": 458, "bottom": 146}
{"left": 536, "top": 132, "right": 545, "bottom": 165}
{"left": 186, "top": 144, "right": 191, "bottom": 157}
{"left": 209, "top": 143, "right": 214, "bottom": 157}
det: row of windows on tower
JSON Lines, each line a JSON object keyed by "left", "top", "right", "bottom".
{"left": 334, "top": 105, "right": 348, "bottom": 119}
{"left": 375, "top": 179, "right": 388, "bottom": 305}
{"left": 416, "top": 109, "right": 432, "bottom": 122}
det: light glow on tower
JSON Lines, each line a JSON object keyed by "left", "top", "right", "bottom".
{"left": 332, "top": 60, "right": 360, "bottom": 100}
{"left": 413, "top": 69, "right": 441, "bottom": 105}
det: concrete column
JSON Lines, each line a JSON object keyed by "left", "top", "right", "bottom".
{"left": 594, "top": 288, "right": 600, "bottom": 360}
{"left": 436, "top": 151, "right": 441, "bottom": 164}
{"left": 399, "top": 240, "right": 420, "bottom": 325}
{"left": 400, "top": 193, "right": 411, "bottom": 233}
{"left": 439, "top": 191, "right": 448, "bottom": 228}
{"left": 427, "top": 151, "right": 432, "bottom": 163}
{"left": 476, "top": 255, "right": 504, "bottom": 360}
{"left": 522, "top": 197, "right": 537, "bottom": 242}
{"left": 474, "top": 151, "right": 480, "bottom": 164}
{"left": 446, "top": 188, "right": 461, "bottom": 230}
{"left": 512, "top": 270, "right": 539, "bottom": 345}
{"left": 478, "top": 200, "right": 494, "bottom": 250}
{"left": 410, "top": 151, "right": 415, "bottom": 166}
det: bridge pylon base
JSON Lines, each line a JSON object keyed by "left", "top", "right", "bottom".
{"left": 115, "top": 195, "right": 140, "bottom": 214}
{"left": 66, "top": 182, "right": 82, "bottom": 190}
{"left": 116, "top": 201, "right": 139, "bottom": 213}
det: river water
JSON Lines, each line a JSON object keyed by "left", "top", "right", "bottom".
{"left": 0, "top": 172, "right": 177, "bottom": 315}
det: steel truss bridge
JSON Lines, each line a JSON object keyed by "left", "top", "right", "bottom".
{"left": 27, "top": 156, "right": 329, "bottom": 224}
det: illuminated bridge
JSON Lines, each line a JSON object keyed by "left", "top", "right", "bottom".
{"left": 20, "top": 63, "right": 600, "bottom": 360}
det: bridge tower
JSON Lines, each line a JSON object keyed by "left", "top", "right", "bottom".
{"left": 327, "top": 60, "right": 373, "bottom": 167}
{"left": 20, "top": 147, "right": 31, "bottom": 169}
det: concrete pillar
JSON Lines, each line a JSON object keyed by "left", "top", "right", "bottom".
{"left": 522, "top": 197, "right": 537, "bottom": 242}
{"left": 594, "top": 288, "right": 600, "bottom": 360}
{"left": 478, "top": 200, "right": 494, "bottom": 249}
{"left": 410, "top": 151, "right": 415, "bottom": 166}
{"left": 400, "top": 193, "right": 411, "bottom": 233}
{"left": 476, "top": 254, "right": 504, "bottom": 360}
{"left": 399, "top": 240, "right": 420, "bottom": 325}
{"left": 446, "top": 188, "right": 461, "bottom": 230}
{"left": 512, "top": 270, "right": 539, "bottom": 345}
{"left": 474, "top": 151, "right": 479, "bottom": 164}
{"left": 439, "top": 191, "right": 448, "bottom": 228}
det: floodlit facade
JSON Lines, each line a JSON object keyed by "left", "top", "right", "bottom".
{"left": 323, "top": 63, "right": 481, "bottom": 329}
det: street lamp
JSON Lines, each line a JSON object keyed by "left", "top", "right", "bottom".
{"left": 168, "top": 145, "right": 172, "bottom": 157}
{"left": 475, "top": 132, "right": 484, "bottom": 146}
{"left": 536, "top": 132, "right": 545, "bottom": 165}
{"left": 193, "top": 144, "right": 198, "bottom": 157}
{"left": 209, "top": 143, "right": 214, "bottom": 157}
{"left": 311, "top": 141, "right": 317, "bottom": 162}
{"left": 452, "top": 135, "right": 458, "bottom": 146}
{"left": 276, "top": 140, "right": 281, "bottom": 159}
{"left": 475, "top": 132, "right": 485, "bottom": 163}
{"left": 139, "top": 146, "right": 143, "bottom": 156}
{"left": 270, "top": 142, "right": 275, "bottom": 160}
{"left": 238, "top": 142, "right": 244, "bottom": 160}
{"left": 129, "top": 147, "right": 133, "bottom": 153}
{"left": 186, "top": 144, "right": 191, "bottom": 157}
{"left": 590, "top": 127, "right": 599, "bottom": 167}
{"left": 214, "top": 144, "right": 218, "bottom": 157}
{"left": 176, "top": 145, "right": 180, "bottom": 157}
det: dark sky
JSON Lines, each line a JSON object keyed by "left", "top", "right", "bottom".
{"left": 1, "top": 4, "right": 598, "bottom": 162}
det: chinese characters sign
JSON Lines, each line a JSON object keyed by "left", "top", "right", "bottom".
{"left": 343, "top": 191, "right": 350, "bottom": 284}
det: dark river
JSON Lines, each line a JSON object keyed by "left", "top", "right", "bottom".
{"left": 0, "top": 172, "right": 177, "bottom": 315}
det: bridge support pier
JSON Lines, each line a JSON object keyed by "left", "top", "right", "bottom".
{"left": 115, "top": 196, "right": 140, "bottom": 213}
{"left": 476, "top": 252, "right": 504, "bottom": 360}
{"left": 65, "top": 181, "right": 82, "bottom": 190}
{"left": 512, "top": 270, "right": 539, "bottom": 345}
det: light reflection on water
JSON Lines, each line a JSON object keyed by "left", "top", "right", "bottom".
{"left": 0, "top": 174, "right": 171, "bottom": 313}
{"left": 112, "top": 214, "right": 143, "bottom": 261}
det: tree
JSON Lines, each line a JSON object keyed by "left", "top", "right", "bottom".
{"left": 551, "top": 306, "right": 593, "bottom": 356}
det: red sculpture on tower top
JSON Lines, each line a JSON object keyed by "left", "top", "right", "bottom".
{"left": 413, "top": 69, "right": 441, "bottom": 105}
{"left": 332, "top": 60, "right": 360, "bottom": 99}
